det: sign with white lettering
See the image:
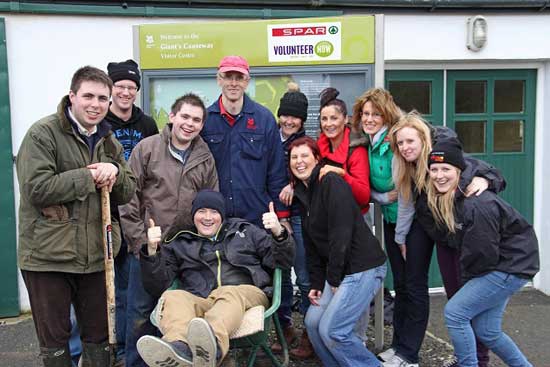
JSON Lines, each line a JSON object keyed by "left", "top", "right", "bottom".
{"left": 267, "top": 22, "right": 341, "bottom": 62}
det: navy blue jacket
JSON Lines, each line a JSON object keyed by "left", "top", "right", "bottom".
{"left": 139, "top": 218, "right": 295, "bottom": 298}
{"left": 201, "top": 95, "right": 289, "bottom": 226}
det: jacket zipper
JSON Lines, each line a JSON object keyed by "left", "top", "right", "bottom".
{"left": 215, "top": 250, "right": 222, "bottom": 288}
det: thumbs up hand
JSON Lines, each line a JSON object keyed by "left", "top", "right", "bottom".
{"left": 147, "top": 218, "right": 162, "bottom": 256}
{"left": 262, "top": 202, "right": 283, "bottom": 237}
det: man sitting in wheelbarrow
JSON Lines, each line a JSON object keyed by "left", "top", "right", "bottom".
{"left": 137, "top": 189, "right": 295, "bottom": 367}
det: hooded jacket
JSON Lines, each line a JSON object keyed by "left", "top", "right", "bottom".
{"left": 293, "top": 166, "right": 386, "bottom": 290}
{"left": 119, "top": 125, "right": 219, "bottom": 254}
{"left": 317, "top": 127, "right": 371, "bottom": 212}
{"left": 139, "top": 218, "right": 295, "bottom": 298}
{"left": 16, "top": 96, "right": 136, "bottom": 273}
{"left": 105, "top": 105, "right": 159, "bottom": 161}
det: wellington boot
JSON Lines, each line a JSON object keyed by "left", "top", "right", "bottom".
{"left": 289, "top": 330, "right": 315, "bottom": 360}
{"left": 271, "top": 325, "right": 297, "bottom": 353}
{"left": 40, "top": 346, "right": 72, "bottom": 367}
{"left": 79, "top": 342, "right": 111, "bottom": 367}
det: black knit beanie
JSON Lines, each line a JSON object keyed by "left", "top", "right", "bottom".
{"left": 107, "top": 59, "right": 141, "bottom": 89}
{"left": 277, "top": 91, "right": 308, "bottom": 122}
{"left": 429, "top": 138, "right": 467, "bottom": 171}
{"left": 191, "top": 190, "right": 226, "bottom": 221}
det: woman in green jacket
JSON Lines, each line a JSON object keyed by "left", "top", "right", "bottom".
{"left": 351, "top": 88, "right": 404, "bottom": 363}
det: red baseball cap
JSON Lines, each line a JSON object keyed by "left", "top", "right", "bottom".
{"left": 218, "top": 55, "right": 250, "bottom": 76}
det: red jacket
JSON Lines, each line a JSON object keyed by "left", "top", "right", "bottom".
{"left": 317, "top": 127, "right": 371, "bottom": 212}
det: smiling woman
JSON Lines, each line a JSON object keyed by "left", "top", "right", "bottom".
{"left": 316, "top": 87, "right": 371, "bottom": 212}
{"left": 288, "top": 136, "right": 387, "bottom": 367}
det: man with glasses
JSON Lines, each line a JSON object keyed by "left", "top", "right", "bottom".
{"left": 107, "top": 59, "right": 159, "bottom": 161}
{"left": 201, "top": 55, "right": 289, "bottom": 228}
{"left": 105, "top": 59, "right": 159, "bottom": 366}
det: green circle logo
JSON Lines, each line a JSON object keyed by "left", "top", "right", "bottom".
{"left": 328, "top": 26, "right": 339, "bottom": 35}
{"left": 315, "top": 41, "right": 334, "bottom": 57}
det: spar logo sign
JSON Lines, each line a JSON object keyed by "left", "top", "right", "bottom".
{"left": 267, "top": 22, "right": 341, "bottom": 62}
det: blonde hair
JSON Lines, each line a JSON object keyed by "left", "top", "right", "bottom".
{"left": 389, "top": 111, "right": 433, "bottom": 202}
{"left": 426, "top": 167, "right": 461, "bottom": 233}
{"left": 351, "top": 87, "right": 402, "bottom": 131}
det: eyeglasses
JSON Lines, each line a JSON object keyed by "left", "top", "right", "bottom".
{"left": 113, "top": 85, "right": 138, "bottom": 93}
{"left": 218, "top": 73, "right": 249, "bottom": 83}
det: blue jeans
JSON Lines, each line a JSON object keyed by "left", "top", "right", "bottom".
{"left": 305, "top": 265, "right": 386, "bottom": 367}
{"left": 445, "top": 271, "right": 531, "bottom": 367}
{"left": 278, "top": 216, "right": 311, "bottom": 327}
{"left": 126, "top": 255, "right": 160, "bottom": 367}
{"left": 69, "top": 305, "right": 81, "bottom": 367}
{"left": 114, "top": 243, "right": 131, "bottom": 360}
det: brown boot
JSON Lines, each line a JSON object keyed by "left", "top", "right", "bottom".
{"left": 271, "top": 324, "right": 297, "bottom": 353}
{"left": 290, "top": 330, "right": 315, "bottom": 360}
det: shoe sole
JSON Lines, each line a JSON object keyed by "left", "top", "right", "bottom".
{"left": 188, "top": 318, "right": 217, "bottom": 367}
{"left": 137, "top": 335, "right": 192, "bottom": 367}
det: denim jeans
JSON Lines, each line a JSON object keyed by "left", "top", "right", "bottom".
{"left": 437, "top": 244, "right": 490, "bottom": 367}
{"left": 126, "top": 255, "right": 160, "bottom": 367}
{"left": 305, "top": 265, "right": 386, "bottom": 367}
{"left": 69, "top": 305, "right": 81, "bottom": 367}
{"left": 385, "top": 220, "right": 433, "bottom": 363}
{"left": 278, "top": 215, "right": 311, "bottom": 327}
{"left": 445, "top": 271, "right": 531, "bottom": 367}
{"left": 114, "top": 243, "right": 131, "bottom": 360}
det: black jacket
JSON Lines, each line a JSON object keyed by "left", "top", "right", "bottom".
{"left": 416, "top": 155, "right": 507, "bottom": 245}
{"left": 454, "top": 190, "right": 538, "bottom": 281}
{"left": 139, "top": 218, "right": 295, "bottom": 298}
{"left": 105, "top": 105, "right": 159, "bottom": 161}
{"left": 416, "top": 179, "right": 539, "bottom": 282}
{"left": 293, "top": 165, "right": 386, "bottom": 290}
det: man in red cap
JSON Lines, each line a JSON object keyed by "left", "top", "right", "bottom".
{"left": 201, "top": 55, "right": 290, "bottom": 229}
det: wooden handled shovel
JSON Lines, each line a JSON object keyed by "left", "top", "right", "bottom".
{"left": 101, "top": 187, "right": 117, "bottom": 366}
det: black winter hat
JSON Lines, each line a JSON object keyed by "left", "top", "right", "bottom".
{"left": 429, "top": 138, "right": 467, "bottom": 171}
{"left": 277, "top": 90, "right": 308, "bottom": 122}
{"left": 191, "top": 190, "right": 226, "bottom": 221}
{"left": 107, "top": 59, "right": 141, "bottom": 89}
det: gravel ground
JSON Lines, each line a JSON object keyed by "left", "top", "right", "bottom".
{"left": 224, "top": 312, "right": 456, "bottom": 367}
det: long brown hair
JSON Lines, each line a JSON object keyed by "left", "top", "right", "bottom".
{"left": 351, "top": 87, "right": 402, "bottom": 132}
{"left": 426, "top": 167, "right": 461, "bottom": 233}
{"left": 389, "top": 111, "right": 432, "bottom": 202}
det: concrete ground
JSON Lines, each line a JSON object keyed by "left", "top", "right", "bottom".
{"left": 1, "top": 288, "right": 548, "bottom": 366}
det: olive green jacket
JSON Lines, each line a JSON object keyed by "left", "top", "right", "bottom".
{"left": 16, "top": 96, "right": 136, "bottom": 273}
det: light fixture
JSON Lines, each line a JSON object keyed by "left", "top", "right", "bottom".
{"left": 467, "top": 15, "right": 487, "bottom": 52}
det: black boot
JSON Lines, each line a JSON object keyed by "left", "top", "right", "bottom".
{"left": 40, "top": 346, "right": 72, "bottom": 367}
{"left": 79, "top": 342, "right": 111, "bottom": 367}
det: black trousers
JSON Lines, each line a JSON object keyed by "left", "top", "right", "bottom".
{"left": 21, "top": 270, "right": 108, "bottom": 348}
{"left": 384, "top": 220, "right": 433, "bottom": 364}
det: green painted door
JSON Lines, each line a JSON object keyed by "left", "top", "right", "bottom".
{"left": 0, "top": 18, "right": 19, "bottom": 317}
{"left": 446, "top": 70, "right": 536, "bottom": 223}
{"left": 385, "top": 70, "right": 444, "bottom": 288}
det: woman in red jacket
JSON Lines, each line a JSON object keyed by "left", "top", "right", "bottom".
{"left": 317, "top": 87, "right": 371, "bottom": 213}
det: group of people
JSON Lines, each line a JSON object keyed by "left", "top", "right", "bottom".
{"left": 16, "top": 53, "right": 539, "bottom": 367}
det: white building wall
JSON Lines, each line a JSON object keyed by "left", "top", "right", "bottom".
{"left": 385, "top": 13, "right": 550, "bottom": 61}
{"left": 3, "top": 11, "right": 550, "bottom": 311}
{"left": 3, "top": 13, "right": 194, "bottom": 311}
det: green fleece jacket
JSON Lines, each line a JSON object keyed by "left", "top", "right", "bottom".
{"left": 16, "top": 96, "right": 136, "bottom": 273}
